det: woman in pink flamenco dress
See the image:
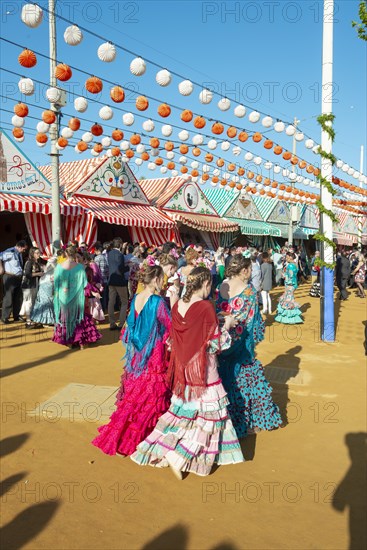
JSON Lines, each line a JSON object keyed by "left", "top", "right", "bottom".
{"left": 92, "top": 265, "right": 172, "bottom": 456}
{"left": 52, "top": 246, "right": 102, "bottom": 350}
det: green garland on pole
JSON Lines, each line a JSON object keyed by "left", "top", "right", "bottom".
{"left": 314, "top": 113, "right": 337, "bottom": 269}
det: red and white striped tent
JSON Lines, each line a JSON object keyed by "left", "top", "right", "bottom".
{"left": 139, "top": 176, "right": 239, "bottom": 249}
{"left": 0, "top": 129, "right": 85, "bottom": 256}
{"left": 40, "top": 156, "right": 179, "bottom": 247}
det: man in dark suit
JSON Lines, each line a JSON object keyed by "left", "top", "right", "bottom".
{"left": 107, "top": 238, "right": 129, "bottom": 330}
{"left": 336, "top": 250, "right": 351, "bottom": 301}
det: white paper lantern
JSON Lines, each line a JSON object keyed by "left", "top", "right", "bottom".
{"left": 218, "top": 98, "right": 231, "bottom": 111}
{"left": 348, "top": 167, "right": 354, "bottom": 176}
{"left": 213, "top": 168, "right": 220, "bottom": 177}
{"left": 136, "top": 144, "right": 145, "bottom": 154}
{"left": 37, "top": 141, "right": 46, "bottom": 147}
{"left": 303, "top": 179, "right": 310, "bottom": 186}
{"left": 106, "top": 149, "right": 113, "bottom": 158}
{"left": 305, "top": 139, "right": 314, "bottom": 149}
{"left": 178, "top": 80, "right": 193, "bottom": 96}
{"left": 249, "top": 181, "right": 256, "bottom": 189}
{"left": 223, "top": 172, "right": 230, "bottom": 181}
{"left": 244, "top": 152, "right": 253, "bottom": 161}
{"left": 141, "top": 119, "right": 153, "bottom": 132}
{"left": 121, "top": 155, "right": 129, "bottom": 163}
{"left": 56, "top": 142, "right": 65, "bottom": 151}
{"left": 264, "top": 161, "right": 273, "bottom": 170}
{"left": 36, "top": 121, "right": 49, "bottom": 133}
{"left": 274, "top": 165, "right": 281, "bottom": 174}
{"left": 61, "top": 127, "right": 74, "bottom": 139}
{"left": 221, "top": 141, "right": 230, "bottom": 151}
{"left": 166, "top": 151, "right": 175, "bottom": 160}
{"left": 91, "top": 150, "right": 99, "bottom": 157}
{"left": 156, "top": 69, "right": 171, "bottom": 86}
{"left": 160, "top": 166, "right": 168, "bottom": 174}
{"left": 150, "top": 148, "right": 159, "bottom": 157}
{"left": 18, "top": 78, "right": 34, "bottom": 96}
{"left": 161, "top": 125, "right": 173, "bottom": 137}
{"left": 312, "top": 145, "right": 320, "bottom": 154}
{"left": 254, "top": 156, "right": 262, "bottom": 165}
{"left": 274, "top": 121, "right": 285, "bottom": 133}
{"left": 130, "top": 57, "right": 146, "bottom": 76}
{"left": 257, "top": 183, "right": 263, "bottom": 190}
{"left": 210, "top": 180, "right": 218, "bottom": 187}
{"left": 120, "top": 140, "right": 129, "bottom": 151}
{"left": 232, "top": 146, "right": 241, "bottom": 156}
{"left": 135, "top": 158, "right": 143, "bottom": 166}
{"left": 64, "top": 25, "right": 83, "bottom": 46}
{"left": 289, "top": 172, "right": 297, "bottom": 181}
{"left": 285, "top": 125, "right": 296, "bottom": 136}
{"left": 74, "top": 97, "right": 88, "bottom": 113}
{"left": 295, "top": 132, "right": 304, "bottom": 142}
{"left": 171, "top": 170, "right": 179, "bottom": 177}
{"left": 178, "top": 130, "right": 189, "bottom": 141}
{"left": 353, "top": 171, "right": 360, "bottom": 179}
{"left": 179, "top": 156, "right": 187, "bottom": 165}
{"left": 249, "top": 111, "right": 260, "bottom": 123}
{"left": 12, "top": 115, "right": 24, "bottom": 128}
{"left": 191, "top": 160, "right": 199, "bottom": 169}
{"left": 283, "top": 168, "right": 290, "bottom": 177}
{"left": 98, "top": 106, "right": 113, "bottom": 121}
{"left": 202, "top": 164, "right": 210, "bottom": 173}
{"left": 234, "top": 105, "right": 246, "bottom": 118}
{"left": 148, "top": 162, "right": 156, "bottom": 170}
{"left": 101, "top": 136, "right": 112, "bottom": 147}
{"left": 310, "top": 181, "right": 315, "bottom": 188}
{"left": 262, "top": 116, "right": 273, "bottom": 128}
{"left": 199, "top": 89, "right": 213, "bottom": 104}
{"left": 123, "top": 113, "right": 134, "bottom": 126}
{"left": 207, "top": 139, "right": 217, "bottom": 150}
{"left": 46, "top": 87, "right": 61, "bottom": 103}
{"left": 21, "top": 4, "right": 43, "bottom": 28}
{"left": 82, "top": 132, "right": 93, "bottom": 143}
{"left": 98, "top": 42, "right": 116, "bottom": 62}
{"left": 296, "top": 175, "right": 303, "bottom": 183}
{"left": 75, "top": 145, "right": 82, "bottom": 154}
{"left": 192, "top": 134, "right": 204, "bottom": 146}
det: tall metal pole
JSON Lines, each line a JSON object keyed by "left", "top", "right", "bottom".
{"left": 49, "top": 0, "right": 61, "bottom": 251}
{"left": 320, "top": 0, "right": 335, "bottom": 342}
{"left": 357, "top": 145, "right": 364, "bottom": 248}
{"left": 287, "top": 117, "right": 299, "bottom": 246}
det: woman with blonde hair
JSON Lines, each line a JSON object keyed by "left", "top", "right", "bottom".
{"left": 177, "top": 247, "right": 199, "bottom": 297}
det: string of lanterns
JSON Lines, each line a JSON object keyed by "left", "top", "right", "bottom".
{"left": 15, "top": 5, "right": 366, "bottom": 183}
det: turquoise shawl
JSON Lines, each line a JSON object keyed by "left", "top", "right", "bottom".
{"left": 54, "top": 264, "right": 87, "bottom": 340}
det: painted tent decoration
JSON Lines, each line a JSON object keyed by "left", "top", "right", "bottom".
{"left": 0, "top": 129, "right": 52, "bottom": 196}
{"left": 163, "top": 180, "right": 218, "bottom": 215}
{"left": 342, "top": 215, "right": 359, "bottom": 236}
{"left": 300, "top": 205, "right": 319, "bottom": 230}
{"left": 224, "top": 194, "right": 263, "bottom": 221}
{"left": 73, "top": 156, "right": 149, "bottom": 204}
{"left": 333, "top": 219, "right": 343, "bottom": 234}
{"left": 267, "top": 200, "right": 291, "bottom": 224}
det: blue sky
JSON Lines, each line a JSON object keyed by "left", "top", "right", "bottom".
{"left": 0, "top": 0, "right": 366, "bottom": 184}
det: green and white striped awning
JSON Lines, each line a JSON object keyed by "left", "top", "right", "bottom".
{"left": 252, "top": 196, "right": 277, "bottom": 221}
{"left": 301, "top": 227, "right": 318, "bottom": 235}
{"left": 203, "top": 188, "right": 239, "bottom": 216}
{"left": 227, "top": 218, "right": 281, "bottom": 236}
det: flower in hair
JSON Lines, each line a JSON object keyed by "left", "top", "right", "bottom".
{"left": 145, "top": 255, "right": 156, "bottom": 266}
{"left": 170, "top": 248, "right": 179, "bottom": 259}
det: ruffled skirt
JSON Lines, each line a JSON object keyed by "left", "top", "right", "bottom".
{"left": 92, "top": 359, "right": 171, "bottom": 456}
{"left": 131, "top": 380, "right": 244, "bottom": 476}
{"left": 219, "top": 358, "right": 283, "bottom": 438}
{"left": 52, "top": 312, "right": 102, "bottom": 347}
{"left": 275, "top": 285, "right": 303, "bottom": 324}
{"left": 31, "top": 283, "right": 55, "bottom": 325}
{"left": 88, "top": 297, "right": 105, "bottom": 322}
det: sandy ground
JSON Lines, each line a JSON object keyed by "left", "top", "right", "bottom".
{"left": 0, "top": 284, "right": 366, "bottom": 550}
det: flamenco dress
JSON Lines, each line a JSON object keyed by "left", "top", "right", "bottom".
{"left": 275, "top": 263, "right": 303, "bottom": 324}
{"left": 92, "top": 295, "right": 172, "bottom": 456}
{"left": 217, "top": 284, "right": 282, "bottom": 438}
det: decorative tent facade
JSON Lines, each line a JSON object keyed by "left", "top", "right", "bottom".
{"left": 140, "top": 177, "right": 239, "bottom": 249}
{"left": 0, "top": 129, "right": 83, "bottom": 256}
{"left": 40, "top": 155, "right": 178, "bottom": 247}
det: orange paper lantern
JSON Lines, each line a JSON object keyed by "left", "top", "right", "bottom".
{"left": 205, "top": 153, "right": 214, "bottom": 162}
{"left": 150, "top": 137, "right": 160, "bottom": 148}
{"left": 55, "top": 63, "right": 72, "bottom": 82}
{"left": 181, "top": 110, "right": 193, "bottom": 122}
{"left": 136, "top": 96, "right": 149, "bottom": 111}
{"left": 112, "top": 129, "right": 124, "bottom": 141}
{"left": 13, "top": 128, "right": 24, "bottom": 139}
{"left": 274, "top": 145, "right": 283, "bottom": 155}
{"left": 157, "top": 103, "right": 171, "bottom": 117}
{"left": 110, "top": 86, "right": 125, "bottom": 103}
{"left": 130, "top": 134, "right": 141, "bottom": 145}
{"left": 238, "top": 131, "right": 248, "bottom": 142}
{"left": 212, "top": 122, "right": 224, "bottom": 135}
{"left": 194, "top": 116, "right": 206, "bottom": 129}
{"left": 91, "top": 123, "right": 103, "bottom": 136}
{"left": 283, "top": 151, "right": 292, "bottom": 161}
{"left": 180, "top": 144, "right": 189, "bottom": 154}
{"left": 252, "top": 132, "right": 262, "bottom": 143}
{"left": 264, "top": 140, "right": 273, "bottom": 149}
{"left": 141, "top": 152, "right": 150, "bottom": 161}
{"left": 42, "top": 110, "right": 56, "bottom": 124}
{"left": 77, "top": 140, "right": 88, "bottom": 151}
{"left": 93, "top": 143, "right": 103, "bottom": 153}
{"left": 35, "top": 132, "right": 47, "bottom": 143}
{"left": 165, "top": 141, "right": 174, "bottom": 151}
{"left": 111, "top": 147, "right": 121, "bottom": 157}
{"left": 167, "top": 161, "right": 175, "bottom": 170}
{"left": 57, "top": 137, "right": 68, "bottom": 148}
{"left": 227, "top": 126, "right": 237, "bottom": 138}
{"left": 86, "top": 77, "right": 103, "bottom": 94}
{"left": 216, "top": 158, "right": 225, "bottom": 167}
{"left": 68, "top": 117, "right": 80, "bottom": 131}
{"left": 14, "top": 103, "right": 29, "bottom": 117}
{"left": 192, "top": 147, "right": 201, "bottom": 157}
{"left": 18, "top": 49, "right": 37, "bottom": 68}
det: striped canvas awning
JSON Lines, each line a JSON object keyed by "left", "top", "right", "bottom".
{"left": 168, "top": 211, "right": 239, "bottom": 232}
{"left": 203, "top": 188, "right": 240, "bottom": 216}
{"left": 228, "top": 218, "right": 281, "bottom": 236}
{"left": 139, "top": 177, "right": 187, "bottom": 207}
{"left": 334, "top": 233, "right": 357, "bottom": 245}
{"left": 40, "top": 157, "right": 107, "bottom": 195}
{"left": 0, "top": 193, "right": 82, "bottom": 216}
{"left": 252, "top": 196, "right": 276, "bottom": 221}
{"left": 70, "top": 196, "right": 175, "bottom": 228}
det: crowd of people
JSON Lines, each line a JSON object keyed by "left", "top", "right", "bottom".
{"left": 1, "top": 237, "right": 366, "bottom": 478}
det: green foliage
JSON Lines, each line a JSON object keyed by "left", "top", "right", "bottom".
{"left": 352, "top": 1, "right": 367, "bottom": 41}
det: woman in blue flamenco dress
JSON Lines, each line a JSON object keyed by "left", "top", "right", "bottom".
{"left": 275, "top": 252, "right": 303, "bottom": 324}
{"left": 216, "top": 254, "right": 283, "bottom": 438}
